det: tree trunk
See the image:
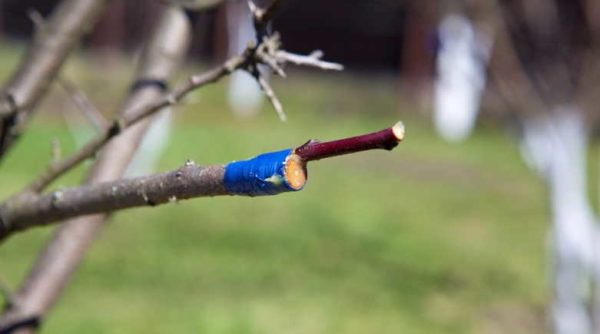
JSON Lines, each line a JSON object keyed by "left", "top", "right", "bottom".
{"left": 520, "top": 107, "right": 597, "bottom": 334}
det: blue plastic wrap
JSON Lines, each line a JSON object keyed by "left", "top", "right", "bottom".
{"left": 224, "top": 148, "right": 303, "bottom": 196}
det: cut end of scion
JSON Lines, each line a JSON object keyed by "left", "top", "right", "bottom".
{"left": 283, "top": 154, "right": 307, "bottom": 190}
{"left": 392, "top": 121, "right": 405, "bottom": 142}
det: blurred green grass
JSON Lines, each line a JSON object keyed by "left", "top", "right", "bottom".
{"left": 0, "top": 46, "right": 548, "bottom": 334}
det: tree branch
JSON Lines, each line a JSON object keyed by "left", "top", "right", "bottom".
{"left": 256, "top": 74, "right": 285, "bottom": 121}
{"left": 0, "top": 122, "right": 404, "bottom": 240}
{"left": 0, "top": 0, "right": 109, "bottom": 159}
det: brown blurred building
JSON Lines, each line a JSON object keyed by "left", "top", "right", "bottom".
{"left": 0, "top": 0, "right": 435, "bottom": 74}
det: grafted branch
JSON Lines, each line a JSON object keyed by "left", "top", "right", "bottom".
{"left": 0, "top": 122, "right": 404, "bottom": 240}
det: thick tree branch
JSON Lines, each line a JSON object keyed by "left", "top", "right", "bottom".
{"left": 0, "top": 122, "right": 404, "bottom": 240}
{"left": 0, "top": 0, "right": 109, "bottom": 159}
{"left": 2, "top": 164, "right": 226, "bottom": 236}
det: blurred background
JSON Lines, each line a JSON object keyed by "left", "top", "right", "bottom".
{"left": 2, "top": 0, "right": 598, "bottom": 333}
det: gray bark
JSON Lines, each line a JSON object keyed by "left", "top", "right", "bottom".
{"left": 1, "top": 164, "right": 226, "bottom": 238}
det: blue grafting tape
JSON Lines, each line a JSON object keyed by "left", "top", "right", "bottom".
{"left": 224, "top": 148, "right": 302, "bottom": 196}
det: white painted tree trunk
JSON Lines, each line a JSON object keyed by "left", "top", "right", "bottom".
{"left": 521, "top": 108, "right": 597, "bottom": 334}
{"left": 433, "top": 14, "right": 490, "bottom": 142}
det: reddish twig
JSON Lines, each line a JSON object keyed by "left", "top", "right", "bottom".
{"left": 294, "top": 121, "right": 405, "bottom": 162}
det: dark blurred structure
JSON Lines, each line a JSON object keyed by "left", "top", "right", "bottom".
{"left": 275, "top": 0, "right": 406, "bottom": 71}
{"left": 0, "top": 0, "right": 418, "bottom": 72}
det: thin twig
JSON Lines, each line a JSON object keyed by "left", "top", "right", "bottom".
{"left": 276, "top": 50, "right": 344, "bottom": 71}
{"left": 57, "top": 77, "right": 107, "bottom": 130}
{"left": 26, "top": 9, "right": 45, "bottom": 31}
{"left": 51, "top": 138, "right": 61, "bottom": 163}
{"left": 256, "top": 75, "right": 285, "bottom": 121}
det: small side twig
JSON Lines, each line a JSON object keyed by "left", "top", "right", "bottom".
{"left": 256, "top": 73, "right": 285, "bottom": 121}
{"left": 26, "top": 9, "right": 45, "bottom": 32}
{"left": 51, "top": 138, "right": 61, "bottom": 163}
{"left": 57, "top": 77, "right": 108, "bottom": 131}
{"left": 275, "top": 50, "right": 344, "bottom": 71}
